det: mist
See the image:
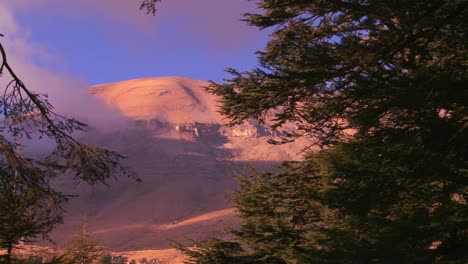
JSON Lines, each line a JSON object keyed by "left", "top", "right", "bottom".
{"left": 0, "top": 3, "right": 129, "bottom": 138}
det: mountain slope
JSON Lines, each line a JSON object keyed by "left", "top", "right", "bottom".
{"left": 90, "top": 76, "right": 222, "bottom": 123}
{"left": 48, "top": 77, "right": 308, "bottom": 251}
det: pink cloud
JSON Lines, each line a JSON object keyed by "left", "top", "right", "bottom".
{"left": 0, "top": 3, "right": 127, "bottom": 130}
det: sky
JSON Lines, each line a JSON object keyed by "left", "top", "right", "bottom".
{"left": 1, "top": 0, "right": 269, "bottom": 86}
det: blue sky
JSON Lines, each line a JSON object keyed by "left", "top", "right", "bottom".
{"left": 3, "top": 0, "right": 269, "bottom": 85}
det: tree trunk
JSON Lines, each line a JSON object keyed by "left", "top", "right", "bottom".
{"left": 6, "top": 242, "right": 12, "bottom": 264}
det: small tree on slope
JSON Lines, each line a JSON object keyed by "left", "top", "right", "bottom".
{"left": 64, "top": 216, "right": 102, "bottom": 264}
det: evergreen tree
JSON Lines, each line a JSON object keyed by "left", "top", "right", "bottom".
{"left": 0, "top": 1, "right": 159, "bottom": 262}
{"left": 178, "top": 0, "right": 467, "bottom": 263}
{"left": 99, "top": 253, "right": 112, "bottom": 264}
{"left": 0, "top": 30, "right": 136, "bottom": 262}
{"left": 64, "top": 216, "right": 102, "bottom": 264}
{"left": 175, "top": 238, "right": 266, "bottom": 264}
{"left": 0, "top": 181, "right": 64, "bottom": 264}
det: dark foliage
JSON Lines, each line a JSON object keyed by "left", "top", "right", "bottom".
{"left": 177, "top": 0, "right": 467, "bottom": 263}
{"left": 0, "top": 28, "right": 136, "bottom": 263}
{"left": 139, "top": 0, "right": 162, "bottom": 15}
{"left": 99, "top": 253, "right": 112, "bottom": 264}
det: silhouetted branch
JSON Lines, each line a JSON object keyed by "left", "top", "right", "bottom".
{"left": 139, "top": 0, "right": 162, "bottom": 15}
{"left": 0, "top": 33, "right": 137, "bottom": 260}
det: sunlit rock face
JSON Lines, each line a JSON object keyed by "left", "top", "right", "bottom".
{"left": 48, "top": 77, "right": 309, "bottom": 251}
{"left": 91, "top": 77, "right": 275, "bottom": 139}
{"left": 132, "top": 119, "right": 270, "bottom": 139}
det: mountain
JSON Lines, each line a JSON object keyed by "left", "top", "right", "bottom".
{"left": 48, "top": 76, "right": 308, "bottom": 251}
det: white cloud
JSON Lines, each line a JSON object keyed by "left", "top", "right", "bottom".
{"left": 0, "top": 3, "right": 127, "bottom": 132}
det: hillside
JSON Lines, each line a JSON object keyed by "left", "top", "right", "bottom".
{"left": 46, "top": 77, "right": 309, "bottom": 251}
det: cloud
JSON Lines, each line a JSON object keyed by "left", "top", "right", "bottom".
{"left": 0, "top": 3, "right": 127, "bottom": 132}
{"left": 4, "top": 0, "right": 264, "bottom": 52}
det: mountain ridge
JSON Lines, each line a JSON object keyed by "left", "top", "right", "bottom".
{"left": 45, "top": 76, "right": 309, "bottom": 251}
